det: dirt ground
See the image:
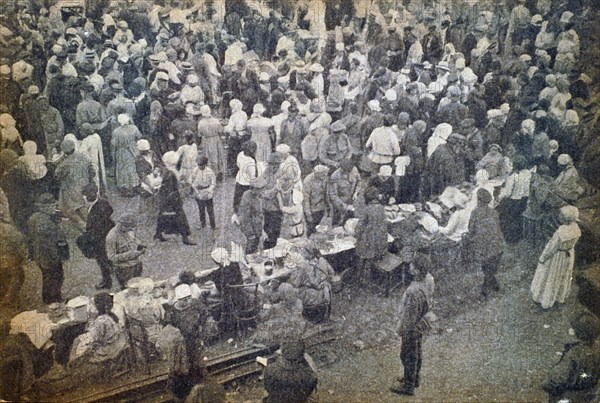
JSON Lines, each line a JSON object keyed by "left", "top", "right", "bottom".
{"left": 8, "top": 178, "right": 592, "bottom": 402}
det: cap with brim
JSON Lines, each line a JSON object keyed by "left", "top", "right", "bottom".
{"left": 137, "top": 139, "right": 150, "bottom": 151}
{"left": 155, "top": 72, "right": 169, "bottom": 81}
{"left": 186, "top": 103, "right": 202, "bottom": 115}
{"left": 36, "top": 193, "right": 57, "bottom": 206}
{"left": 330, "top": 121, "right": 346, "bottom": 132}
{"left": 118, "top": 213, "right": 137, "bottom": 226}
{"left": 268, "top": 152, "right": 283, "bottom": 164}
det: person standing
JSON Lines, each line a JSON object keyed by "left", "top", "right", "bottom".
{"left": 55, "top": 138, "right": 96, "bottom": 230}
{"left": 82, "top": 183, "right": 115, "bottom": 290}
{"left": 0, "top": 214, "right": 28, "bottom": 308}
{"left": 318, "top": 121, "right": 352, "bottom": 170}
{"left": 390, "top": 253, "right": 432, "bottom": 397}
{"left": 365, "top": 116, "right": 401, "bottom": 173}
{"left": 237, "top": 178, "right": 266, "bottom": 255}
{"left": 79, "top": 123, "right": 107, "bottom": 193}
{"left": 302, "top": 164, "right": 330, "bottom": 237}
{"left": 328, "top": 159, "right": 360, "bottom": 227}
{"left": 262, "top": 152, "right": 284, "bottom": 249}
{"left": 155, "top": 151, "right": 195, "bottom": 245}
{"left": 27, "top": 193, "right": 69, "bottom": 304}
{"left": 189, "top": 156, "right": 216, "bottom": 230}
{"left": 531, "top": 206, "right": 581, "bottom": 310}
{"left": 106, "top": 214, "right": 147, "bottom": 289}
{"left": 111, "top": 113, "right": 141, "bottom": 196}
{"left": 466, "top": 188, "right": 505, "bottom": 299}
{"left": 354, "top": 187, "right": 388, "bottom": 281}
{"left": 197, "top": 105, "right": 226, "bottom": 179}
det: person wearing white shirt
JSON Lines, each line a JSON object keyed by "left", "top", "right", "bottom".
{"left": 497, "top": 155, "right": 532, "bottom": 243}
{"left": 190, "top": 156, "right": 217, "bottom": 229}
{"left": 366, "top": 116, "right": 401, "bottom": 171}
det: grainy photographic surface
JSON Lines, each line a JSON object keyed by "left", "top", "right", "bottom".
{"left": 0, "top": 0, "right": 599, "bottom": 401}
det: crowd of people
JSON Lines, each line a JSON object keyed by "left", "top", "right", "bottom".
{"left": 1, "top": 0, "right": 600, "bottom": 401}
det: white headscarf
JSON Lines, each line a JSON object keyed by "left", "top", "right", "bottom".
{"left": 427, "top": 123, "right": 453, "bottom": 157}
{"left": 211, "top": 247, "right": 231, "bottom": 266}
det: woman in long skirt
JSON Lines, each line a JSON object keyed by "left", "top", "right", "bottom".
{"left": 531, "top": 206, "right": 581, "bottom": 309}
{"left": 154, "top": 151, "right": 195, "bottom": 245}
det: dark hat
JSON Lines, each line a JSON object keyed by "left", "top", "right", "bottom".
{"left": 198, "top": 155, "right": 209, "bottom": 166}
{"left": 477, "top": 188, "right": 492, "bottom": 204}
{"left": 364, "top": 186, "right": 380, "bottom": 203}
{"left": 61, "top": 139, "right": 76, "bottom": 153}
{"left": 36, "top": 192, "right": 57, "bottom": 206}
{"left": 340, "top": 159, "right": 354, "bottom": 171}
{"left": 268, "top": 151, "right": 283, "bottom": 165}
{"left": 459, "top": 118, "right": 475, "bottom": 130}
{"left": 403, "top": 26, "right": 413, "bottom": 31}
{"left": 281, "top": 340, "right": 305, "bottom": 362}
{"left": 118, "top": 213, "right": 137, "bottom": 226}
{"left": 81, "top": 122, "right": 94, "bottom": 134}
{"left": 82, "top": 82, "right": 96, "bottom": 93}
{"left": 447, "top": 133, "right": 465, "bottom": 144}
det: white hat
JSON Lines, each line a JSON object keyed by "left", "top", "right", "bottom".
{"left": 66, "top": 27, "right": 78, "bottom": 35}
{"left": 253, "top": 103, "right": 265, "bottom": 115}
{"left": 117, "top": 113, "right": 130, "bottom": 125}
{"left": 487, "top": 109, "right": 503, "bottom": 119}
{"left": 385, "top": 89, "right": 397, "bottom": 101}
{"left": 557, "top": 154, "right": 573, "bottom": 166}
{"left": 436, "top": 61, "right": 450, "bottom": 71}
{"left": 137, "top": 139, "right": 150, "bottom": 151}
{"left": 367, "top": 100, "right": 381, "bottom": 112}
{"left": 309, "top": 63, "right": 324, "bottom": 73}
{"left": 335, "top": 42, "right": 345, "bottom": 51}
{"left": 187, "top": 74, "right": 199, "bottom": 85}
{"left": 0, "top": 65, "right": 10, "bottom": 75}
{"left": 175, "top": 284, "right": 192, "bottom": 300}
{"left": 210, "top": 247, "right": 230, "bottom": 264}
{"left": 559, "top": 205, "right": 579, "bottom": 222}
{"left": 200, "top": 104, "right": 211, "bottom": 116}
{"left": 531, "top": 14, "right": 543, "bottom": 25}
{"left": 277, "top": 75, "right": 290, "bottom": 85}
{"left": 276, "top": 144, "right": 291, "bottom": 154}
{"left": 379, "top": 165, "right": 393, "bottom": 176}
{"left": 162, "top": 151, "right": 179, "bottom": 166}
{"left": 259, "top": 71, "right": 270, "bottom": 82}
{"left": 155, "top": 71, "right": 169, "bottom": 81}
{"left": 560, "top": 11, "right": 574, "bottom": 23}
{"left": 433, "top": 123, "right": 453, "bottom": 140}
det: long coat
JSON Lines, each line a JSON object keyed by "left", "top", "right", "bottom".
{"left": 156, "top": 169, "right": 190, "bottom": 237}
{"left": 86, "top": 198, "right": 115, "bottom": 258}
{"left": 55, "top": 152, "right": 96, "bottom": 213}
{"left": 420, "top": 144, "right": 463, "bottom": 200}
{"left": 467, "top": 204, "right": 505, "bottom": 264}
{"left": 27, "top": 211, "right": 67, "bottom": 269}
{"left": 111, "top": 124, "right": 141, "bottom": 189}
{"left": 531, "top": 222, "right": 581, "bottom": 309}
{"left": 355, "top": 201, "right": 388, "bottom": 261}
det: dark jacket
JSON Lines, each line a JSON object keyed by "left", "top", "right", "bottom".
{"left": 27, "top": 211, "right": 67, "bottom": 269}
{"left": 467, "top": 204, "right": 505, "bottom": 263}
{"left": 264, "top": 357, "right": 317, "bottom": 403}
{"left": 86, "top": 198, "right": 115, "bottom": 255}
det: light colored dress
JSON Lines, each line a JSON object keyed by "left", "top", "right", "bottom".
{"left": 111, "top": 124, "right": 141, "bottom": 189}
{"left": 80, "top": 133, "right": 106, "bottom": 189}
{"left": 531, "top": 222, "right": 581, "bottom": 308}
{"left": 197, "top": 117, "right": 226, "bottom": 175}
{"left": 247, "top": 115, "right": 274, "bottom": 162}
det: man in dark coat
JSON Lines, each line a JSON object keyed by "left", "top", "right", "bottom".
{"left": 422, "top": 25, "right": 443, "bottom": 64}
{"left": 82, "top": 184, "right": 115, "bottom": 290}
{"left": 263, "top": 340, "right": 317, "bottom": 403}
{"left": 27, "top": 193, "right": 68, "bottom": 304}
{"left": 390, "top": 253, "right": 431, "bottom": 396}
{"left": 435, "top": 86, "right": 469, "bottom": 127}
{"left": 466, "top": 188, "right": 505, "bottom": 298}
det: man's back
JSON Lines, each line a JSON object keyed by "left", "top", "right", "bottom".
{"left": 264, "top": 357, "right": 317, "bottom": 403}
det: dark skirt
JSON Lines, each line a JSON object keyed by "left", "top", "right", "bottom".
{"left": 499, "top": 198, "right": 528, "bottom": 244}
{"left": 156, "top": 210, "right": 191, "bottom": 237}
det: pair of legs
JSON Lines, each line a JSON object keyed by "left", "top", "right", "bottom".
{"left": 41, "top": 263, "right": 64, "bottom": 304}
{"left": 114, "top": 263, "right": 143, "bottom": 290}
{"left": 95, "top": 249, "right": 113, "bottom": 289}
{"left": 195, "top": 198, "right": 215, "bottom": 229}
{"left": 263, "top": 210, "right": 283, "bottom": 250}
{"left": 481, "top": 253, "right": 502, "bottom": 297}
{"left": 392, "top": 331, "right": 422, "bottom": 395}
{"left": 305, "top": 210, "right": 325, "bottom": 238}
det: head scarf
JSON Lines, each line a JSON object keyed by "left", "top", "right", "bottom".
{"left": 559, "top": 205, "right": 579, "bottom": 223}
{"left": 211, "top": 247, "right": 230, "bottom": 266}
{"left": 427, "top": 123, "right": 453, "bottom": 157}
